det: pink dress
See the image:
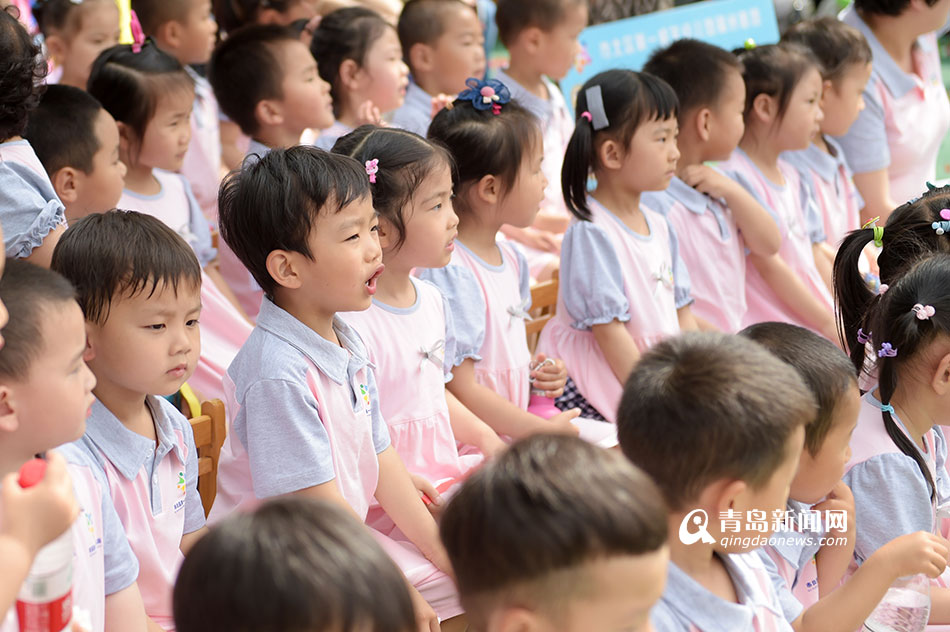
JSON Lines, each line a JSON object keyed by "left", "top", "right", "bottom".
{"left": 418, "top": 241, "right": 617, "bottom": 445}
{"left": 342, "top": 277, "right": 483, "bottom": 509}
{"left": 838, "top": 8, "right": 950, "bottom": 205}
{"left": 536, "top": 198, "right": 686, "bottom": 423}
{"left": 644, "top": 174, "right": 747, "bottom": 332}
{"left": 118, "top": 171, "right": 252, "bottom": 401}
{"left": 722, "top": 150, "right": 833, "bottom": 332}
{"left": 181, "top": 69, "right": 222, "bottom": 223}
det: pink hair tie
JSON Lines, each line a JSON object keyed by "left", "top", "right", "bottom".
{"left": 878, "top": 284, "right": 889, "bottom": 294}
{"left": 912, "top": 303, "right": 936, "bottom": 320}
{"left": 130, "top": 9, "right": 146, "bottom": 53}
{"left": 365, "top": 159, "right": 379, "bottom": 184}
{"left": 581, "top": 111, "right": 592, "bottom": 123}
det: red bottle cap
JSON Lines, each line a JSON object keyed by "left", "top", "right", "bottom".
{"left": 17, "top": 458, "right": 47, "bottom": 489}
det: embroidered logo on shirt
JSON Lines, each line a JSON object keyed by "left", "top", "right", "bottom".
{"left": 83, "top": 510, "right": 95, "bottom": 535}
{"left": 359, "top": 384, "right": 372, "bottom": 416}
{"left": 653, "top": 263, "right": 674, "bottom": 294}
{"left": 177, "top": 471, "right": 186, "bottom": 495}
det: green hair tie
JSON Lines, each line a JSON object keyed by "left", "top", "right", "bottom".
{"left": 873, "top": 225, "right": 884, "bottom": 248}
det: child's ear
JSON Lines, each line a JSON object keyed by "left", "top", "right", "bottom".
{"left": 155, "top": 20, "right": 183, "bottom": 51}
{"left": 408, "top": 42, "right": 435, "bottom": 75}
{"left": 710, "top": 478, "right": 748, "bottom": 519}
{"left": 265, "top": 250, "right": 303, "bottom": 290}
{"left": 694, "top": 107, "right": 713, "bottom": 143}
{"left": 255, "top": 99, "right": 284, "bottom": 128}
{"left": 751, "top": 93, "right": 774, "bottom": 125}
{"left": 820, "top": 79, "right": 833, "bottom": 108}
{"left": 377, "top": 217, "right": 396, "bottom": 249}
{"left": 83, "top": 321, "right": 99, "bottom": 363}
{"left": 115, "top": 121, "right": 135, "bottom": 158}
{"left": 339, "top": 58, "right": 364, "bottom": 93}
{"left": 930, "top": 351, "right": 950, "bottom": 396}
{"left": 474, "top": 174, "right": 499, "bottom": 205}
{"left": 597, "top": 138, "right": 624, "bottom": 171}
{"left": 491, "top": 605, "right": 543, "bottom": 632}
{"left": 519, "top": 26, "right": 544, "bottom": 55}
{"left": 0, "top": 386, "right": 20, "bottom": 433}
{"left": 50, "top": 167, "right": 80, "bottom": 204}
{"left": 44, "top": 33, "right": 67, "bottom": 64}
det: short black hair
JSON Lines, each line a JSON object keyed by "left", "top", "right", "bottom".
{"left": 617, "top": 332, "right": 814, "bottom": 510}
{"left": 495, "top": 0, "right": 585, "bottom": 47}
{"left": 34, "top": 0, "right": 110, "bottom": 36}
{"left": 332, "top": 125, "right": 452, "bottom": 250}
{"left": 25, "top": 85, "right": 104, "bottom": 176}
{"left": 174, "top": 497, "right": 415, "bottom": 632}
{"left": 398, "top": 0, "right": 472, "bottom": 69}
{"left": 209, "top": 24, "right": 300, "bottom": 136}
{"left": 644, "top": 39, "right": 743, "bottom": 119}
{"left": 741, "top": 322, "right": 858, "bottom": 456}
{"left": 854, "top": 0, "right": 940, "bottom": 15}
{"left": 441, "top": 434, "right": 668, "bottom": 628}
{"left": 735, "top": 42, "right": 820, "bottom": 123}
{"left": 427, "top": 91, "right": 541, "bottom": 215}
{"left": 217, "top": 146, "right": 370, "bottom": 297}
{"left": 782, "top": 18, "right": 872, "bottom": 83}
{"left": 0, "top": 7, "right": 47, "bottom": 141}
{"left": 310, "top": 7, "right": 392, "bottom": 118}
{"left": 130, "top": 0, "right": 191, "bottom": 35}
{"left": 212, "top": 0, "right": 302, "bottom": 34}
{"left": 87, "top": 41, "right": 194, "bottom": 159}
{"left": 0, "top": 259, "right": 77, "bottom": 380}
{"left": 49, "top": 210, "right": 201, "bottom": 325}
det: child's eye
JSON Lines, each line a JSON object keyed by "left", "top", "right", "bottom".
{"left": 346, "top": 233, "right": 360, "bottom": 241}
{"left": 186, "top": 319, "right": 199, "bottom": 327}
{"left": 431, "top": 203, "right": 442, "bottom": 211}
{"left": 147, "top": 324, "right": 165, "bottom": 331}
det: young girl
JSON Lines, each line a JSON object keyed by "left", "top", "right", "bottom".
{"left": 336, "top": 126, "right": 504, "bottom": 507}
{"left": 87, "top": 40, "right": 252, "bottom": 402}
{"left": 722, "top": 43, "right": 836, "bottom": 339}
{"left": 843, "top": 253, "right": 950, "bottom": 628}
{"left": 536, "top": 69, "right": 696, "bottom": 424}
{"left": 34, "top": 0, "right": 119, "bottom": 89}
{"left": 421, "top": 78, "right": 616, "bottom": 445}
{"left": 309, "top": 7, "right": 409, "bottom": 150}
{"left": 0, "top": 8, "right": 66, "bottom": 268}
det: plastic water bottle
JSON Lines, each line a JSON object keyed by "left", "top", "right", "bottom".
{"left": 15, "top": 459, "right": 73, "bottom": 632}
{"left": 864, "top": 574, "right": 931, "bottom": 632}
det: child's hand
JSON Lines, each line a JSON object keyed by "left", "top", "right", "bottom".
{"left": 430, "top": 94, "right": 455, "bottom": 119}
{"left": 409, "top": 473, "right": 444, "bottom": 515}
{"left": 530, "top": 354, "right": 568, "bottom": 397}
{"left": 408, "top": 585, "right": 441, "bottom": 632}
{"left": 811, "top": 480, "right": 855, "bottom": 536}
{"left": 874, "top": 531, "right": 950, "bottom": 579}
{"left": 548, "top": 409, "right": 581, "bottom": 436}
{"left": 680, "top": 164, "right": 738, "bottom": 201}
{"left": 355, "top": 100, "right": 383, "bottom": 127}
{"left": 1, "top": 452, "right": 78, "bottom": 557}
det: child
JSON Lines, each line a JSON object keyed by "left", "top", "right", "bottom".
{"left": 836, "top": 0, "right": 950, "bottom": 219}
{"left": 781, "top": 18, "right": 873, "bottom": 237}
{"left": 174, "top": 497, "right": 416, "bottom": 632}
{"left": 722, "top": 44, "right": 836, "bottom": 339}
{"left": 392, "top": 0, "right": 486, "bottom": 136}
{"left": 87, "top": 41, "right": 253, "bottom": 401}
{"left": 209, "top": 23, "right": 336, "bottom": 318}
{"left": 310, "top": 7, "right": 409, "bottom": 150}
{"left": 24, "top": 85, "right": 127, "bottom": 222}
{"left": 335, "top": 126, "right": 504, "bottom": 506}
{"left": 441, "top": 434, "right": 670, "bottom": 631}
{"left": 34, "top": 0, "right": 120, "bottom": 89}
{"left": 50, "top": 211, "right": 208, "bottom": 632}
{"left": 493, "top": 0, "right": 588, "bottom": 281}
{"left": 213, "top": 0, "right": 318, "bottom": 35}
{"left": 0, "top": 9, "right": 66, "bottom": 267}
{"left": 641, "top": 40, "right": 780, "bottom": 333}
{"left": 210, "top": 146, "right": 456, "bottom": 627}
{"left": 743, "top": 322, "right": 950, "bottom": 630}
{"left": 422, "top": 79, "right": 616, "bottom": 443}
{"left": 0, "top": 258, "right": 148, "bottom": 632}
{"left": 535, "top": 69, "right": 696, "bottom": 423}
{"left": 131, "top": 0, "right": 220, "bottom": 220}
{"left": 834, "top": 186, "right": 950, "bottom": 374}
{"left": 618, "top": 332, "right": 811, "bottom": 631}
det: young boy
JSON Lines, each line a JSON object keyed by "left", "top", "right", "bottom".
{"left": 441, "top": 434, "right": 669, "bottom": 632}
{"left": 741, "top": 322, "right": 949, "bottom": 631}
{"left": 781, "top": 19, "right": 873, "bottom": 236}
{"left": 208, "top": 23, "right": 336, "bottom": 317}
{"left": 50, "top": 211, "right": 207, "bottom": 631}
{"left": 24, "top": 85, "right": 127, "bottom": 223}
{"left": 618, "top": 332, "right": 811, "bottom": 631}
{"left": 392, "top": 0, "right": 486, "bottom": 136}
{"left": 131, "top": 0, "right": 220, "bottom": 219}
{"left": 493, "top": 0, "right": 588, "bottom": 279}
{"left": 642, "top": 39, "right": 781, "bottom": 332}
{"left": 0, "top": 258, "right": 147, "bottom": 632}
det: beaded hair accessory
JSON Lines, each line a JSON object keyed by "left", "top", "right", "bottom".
{"left": 912, "top": 303, "right": 936, "bottom": 320}
{"left": 365, "top": 159, "right": 379, "bottom": 184}
{"left": 932, "top": 209, "right": 950, "bottom": 235}
{"left": 458, "top": 78, "right": 510, "bottom": 115}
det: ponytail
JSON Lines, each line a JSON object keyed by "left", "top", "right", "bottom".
{"left": 833, "top": 227, "right": 878, "bottom": 373}
{"left": 562, "top": 115, "right": 596, "bottom": 221}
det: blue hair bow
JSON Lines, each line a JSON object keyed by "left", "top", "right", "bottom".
{"left": 458, "top": 78, "right": 511, "bottom": 115}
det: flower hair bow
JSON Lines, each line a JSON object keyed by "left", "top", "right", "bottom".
{"left": 365, "top": 159, "right": 379, "bottom": 184}
{"left": 913, "top": 303, "right": 936, "bottom": 320}
{"left": 933, "top": 209, "right": 950, "bottom": 235}
{"left": 458, "top": 78, "right": 511, "bottom": 115}
{"left": 130, "top": 9, "right": 146, "bottom": 53}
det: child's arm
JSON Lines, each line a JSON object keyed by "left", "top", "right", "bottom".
{"left": 813, "top": 481, "right": 856, "bottom": 594}
{"left": 791, "top": 531, "right": 949, "bottom": 632}
{"left": 680, "top": 164, "right": 781, "bottom": 256}
{"left": 22, "top": 223, "right": 65, "bottom": 269}
{"left": 812, "top": 243, "right": 836, "bottom": 294}
{"left": 374, "top": 446, "right": 451, "bottom": 574}
{"left": 444, "top": 389, "right": 506, "bottom": 458}
{"left": 677, "top": 304, "right": 699, "bottom": 331}
{"left": 748, "top": 252, "right": 837, "bottom": 341}
{"left": 179, "top": 526, "right": 207, "bottom": 555}
{"left": 104, "top": 584, "right": 147, "bottom": 632}
{"left": 447, "top": 360, "right": 580, "bottom": 439}
{"left": 592, "top": 320, "right": 641, "bottom": 385}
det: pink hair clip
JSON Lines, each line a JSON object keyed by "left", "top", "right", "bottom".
{"left": 912, "top": 303, "right": 936, "bottom": 320}
{"left": 581, "top": 111, "right": 592, "bottom": 123}
{"left": 130, "top": 9, "right": 145, "bottom": 53}
{"left": 878, "top": 284, "right": 889, "bottom": 294}
{"left": 365, "top": 159, "right": 379, "bottom": 184}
